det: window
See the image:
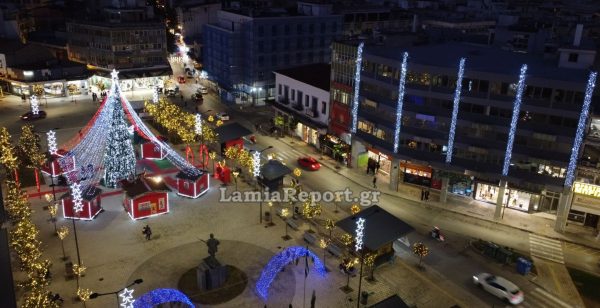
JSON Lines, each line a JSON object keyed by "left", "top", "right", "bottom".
{"left": 297, "top": 24, "right": 303, "bottom": 34}
{"left": 284, "top": 25, "right": 290, "bottom": 35}
{"left": 278, "top": 84, "right": 282, "bottom": 95}
{"left": 271, "top": 25, "right": 277, "bottom": 35}
{"left": 321, "top": 101, "right": 326, "bottom": 114}
{"left": 258, "top": 26, "right": 264, "bottom": 37}
{"left": 272, "top": 40, "right": 277, "bottom": 51}
{"left": 358, "top": 120, "right": 374, "bottom": 133}
{"left": 305, "top": 95, "right": 309, "bottom": 106}
{"left": 297, "top": 90, "right": 303, "bottom": 103}
{"left": 568, "top": 53, "right": 579, "bottom": 62}
{"left": 291, "top": 89, "right": 295, "bottom": 99}
{"left": 312, "top": 96, "right": 318, "bottom": 109}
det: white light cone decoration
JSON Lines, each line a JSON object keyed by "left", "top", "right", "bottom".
{"left": 70, "top": 182, "right": 84, "bottom": 213}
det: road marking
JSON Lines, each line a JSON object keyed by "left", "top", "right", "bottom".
{"left": 529, "top": 234, "right": 564, "bottom": 264}
{"left": 527, "top": 287, "right": 573, "bottom": 308}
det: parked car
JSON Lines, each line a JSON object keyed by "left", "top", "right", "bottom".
{"left": 199, "top": 86, "right": 208, "bottom": 94}
{"left": 21, "top": 110, "right": 47, "bottom": 121}
{"left": 297, "top": 156, "right": 321, "bottom": 171}
{"left": 177, "top": 76, "right": 186, "bottom": 84}
{"left": 192, "top": 93, "right": 203, "bottom": 103}
{"left": 166, "top": 90, "right": 177, "bottom": 97}
{"left": 473, "top": 273, "right": 524, "bottom": 305}
{"left": 216, "top": 112, "right": 230, "bottom": 121}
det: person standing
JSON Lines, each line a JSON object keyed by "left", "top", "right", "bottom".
{"left": 421, "top": 189, "right": 425, "bottom": 201}
{"left": 142, "top": 225, "right": 152, "bottom": 240}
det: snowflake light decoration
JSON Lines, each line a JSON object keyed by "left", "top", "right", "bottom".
{"left": 355, "top": 217, "right": 365, "bottom": 252}
{"left": 195, "top": 113, "right": 202, "bottom": 135}
{"left": 111, "top": 69, "right": 120, "bottom": 80}
{"left": 252, "top": 151, "right": 261, "bottom": 177}
{"left": 152, "top": 86, "right": 159, "bottom": 103}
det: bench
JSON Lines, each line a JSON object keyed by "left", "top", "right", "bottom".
{"left": 327, "top": 244, "right": 343, "bottom": 257}
{"left": 303, "top": 232, "right": 317, "bottom": 245}
{"left": 286, "top": 219, "right": 299, "bottom": 231}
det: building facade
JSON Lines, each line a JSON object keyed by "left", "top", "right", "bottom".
{"left": 272, "top": 64, "right": 330, "bottom": 150}
{"left": 336, "top": 40, "right": 598, "bottom": 230}
{"left": 203, "top": 2, "right": 342, "bottom": 105}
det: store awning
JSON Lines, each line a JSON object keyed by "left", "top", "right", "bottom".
{"left": 336, "top": 205, "right": 414, "bottom": 251}
{"left": 271, "top": 102, "right": 328, "bottom": 129}
{"left": 259, "top": 160, "right": 292, "bottom": 181}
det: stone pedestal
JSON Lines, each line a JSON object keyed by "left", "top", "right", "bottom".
{"left": 196, "top": 257, "right": 228, "bottom": 291}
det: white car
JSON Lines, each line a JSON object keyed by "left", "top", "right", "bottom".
{"left": 199, "top": 86, "right": 208, "bottom": 94}
{"left": 473, "top": 273, "right": 524, "bottom": 305}
{"left": 216, "top": 113, "right": 230, "bottom": 121}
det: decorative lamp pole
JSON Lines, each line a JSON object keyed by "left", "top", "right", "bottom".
{"left": 232, "top": 170, "right": 239, "bottom": 191}
{"left": 252, "top": 146, "right": 273, "bottom": 224}
{"left": 281, "top": 208, "right": 291, "bottom": 240}
{"left": 90, "top": 278, "right": 143, "bottom": 308}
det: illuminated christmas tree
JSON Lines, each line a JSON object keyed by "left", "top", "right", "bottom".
{"left": 103, "top": 85, "right": 136, "bottom": 188}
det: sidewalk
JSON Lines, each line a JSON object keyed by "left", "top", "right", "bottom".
{"left": 276, "top": 135, "right": 600, "bottom": 252}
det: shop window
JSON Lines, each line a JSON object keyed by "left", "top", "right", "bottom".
{"left": 568, "top": 210, "right": 585, "bottom": 223}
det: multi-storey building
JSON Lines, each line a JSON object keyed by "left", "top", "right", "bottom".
{"left": 202, "top": 1, "right": 342, "bottom": 105}
{"left": 66, "top": 0, "right": 169, "bottom": 91}
{"left": 272, "top": 63, "right": 330, "bottom": 150}
{"left": 332, "top": 38, "right": 598, "bottom": 231}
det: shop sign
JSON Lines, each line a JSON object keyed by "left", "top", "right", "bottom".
{"left": 573, "top": 182, "right": 600, "bottom": 198}
{"left": 571, "top": 194, "right": 600, "bottom": 216}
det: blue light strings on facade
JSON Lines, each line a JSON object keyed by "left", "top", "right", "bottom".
{"left": 445, "top": 57, "right": 466, "bottom": 164}
{"left": 502, "top": 64, "right": 528, "bottom": 176}
{"left": 393, "top": 52, "right": 409, "bottom": 153}
{"left": 565, "top": 71, "right": 598, "bottom": 187}
{"left": 350, "top": 41, "right": 364, "bottom": 133}
{"left": 255, "top": 246, "right": 326, "bottom": 300}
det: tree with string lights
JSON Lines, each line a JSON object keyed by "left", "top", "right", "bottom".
{"left": 0, "top": 127, "right": 20, "bottom": 182}
{"left": 103, "top": 87, "right": 136, "bottom": 188}
{"left": 17, "top": 125, "right": 46, "bottom": 192}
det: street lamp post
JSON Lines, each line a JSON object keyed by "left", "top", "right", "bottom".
{"left": 281, "top": 208, "right": 291, "bottom": 240}
{"left": 252, "top": 146, "right": 273, "bottom": 224}
{"left": 90, "top": 278, "right": 143, "bottom": 308}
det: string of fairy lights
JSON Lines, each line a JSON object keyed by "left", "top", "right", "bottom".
{"left": 445, "top": 57, "right": 466, "bottom": 164}
{"left": 502, "top": 64, "right": 528, "bottom": 176}
{"left": 393, "top": 52, "right": 409, "bottom": 153}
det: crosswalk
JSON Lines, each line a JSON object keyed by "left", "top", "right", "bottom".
{"left": 517, "top": 287, "right": 574, "bottom": 308}
{"left": 266, "top": 148, "right": 305, "bottom": 162}
{"left": 529, "top": 234, "right": 565, "bottom": 264}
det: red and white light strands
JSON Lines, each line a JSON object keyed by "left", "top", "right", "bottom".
{"left": 47, "top": 130, "right": 58, "bottom": 155}
{"left": 70, "top": 182, "right": 84, "bottom": 213}
{"left": 119, "top": 288, "right": 135, "bottom": 308}
{"left": 30, "top": 95, "right": 40, "bottom": 115}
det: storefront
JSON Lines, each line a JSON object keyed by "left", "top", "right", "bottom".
{"left": 568, "top": 182, "right": 600, "bottom": 229}
{"left": 400, "top": 162, "right": 432, "bottom": 187}
{"left": 295, "top": 122, "right": 320, "bottom": 147}
{"left": 319, "top": 134, "right": 350, "bottom": 164}
{"left": 475, "top": 182, "right": 540, "bottom": 213}
{"left": 89, "top": 75, "right": 167, "bottom": 94}
{"left": 432, "top": 170, "right": 473, "bottom": 196}
{"left": 367, "top": 148, "right": 391, "bottom": 176}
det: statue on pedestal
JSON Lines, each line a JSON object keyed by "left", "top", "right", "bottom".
{"left": 206, "top": 233, "right": 220, "bottom": 263}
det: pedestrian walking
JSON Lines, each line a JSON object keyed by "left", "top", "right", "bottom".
{"left": 142, "top": 225, "right": 152, "bottom": 240}
{"left": 372, "top": 176, "right": 377, "bottom": 189}
{"left": 420, "top": 189, "right": 425, "bottom": 201}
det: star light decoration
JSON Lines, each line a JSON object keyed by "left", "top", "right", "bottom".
{"left": 152, "top": 86, "right": 159, "bottom": 103}
{"left": 30, "top": 95, "right": 39, "bottom": 115}
{"left": 252, "top": 151, "right": 261, "bottom": 177}
{"left": 119, "top": 287, "right": 135, "bottom": 308}
{"left": 46, "top": 130, "right": 58, "bottom": 155}
{"left": 111, "top": 68, "right": 120, "bottom": 80}
{"left": 195, "top": 113, "right": 202, "bottom": 135}
{"left": 355, "top": 217, "right": 365, "bottom": 252}
{"left": 70, "top": 182, "right": 84, "bottom": 213}
{"left": 127, "top": 125, "right": 135, "bottom": 135}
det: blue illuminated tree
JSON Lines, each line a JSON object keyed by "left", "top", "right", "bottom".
{"left": 103, "top": 86, "right": 136, "bottom": 188}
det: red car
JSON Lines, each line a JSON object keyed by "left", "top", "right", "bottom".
{"left": 297, "top": 156, "right": 321, "bottom": 171}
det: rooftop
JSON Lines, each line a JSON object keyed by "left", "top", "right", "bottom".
{"left": 274, "top": 63, "right": 331, "bottom": 92}
{"left": 214, "top": 122, "right": 253, "bottom": 142}
{"left": 336, "top": 205, "right": 414, "bottom": 251}
{"left": 366, "top": 42, "right": 593, "bottom": 83}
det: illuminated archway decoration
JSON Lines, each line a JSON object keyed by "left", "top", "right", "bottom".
{"left": 133, "top": 288, "right": 194, "bottom": 308}
{"left": 255, "top": 246, "right": 327, "bottom": 300}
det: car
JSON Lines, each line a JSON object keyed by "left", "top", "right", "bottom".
{"left": 21, "top": 110, "right": 47, "bottom": 121}
{"left": 177, "top": 76, "right": 186, "bottom": 84}
{"left": 199, "top": 86, "right": 208, "bottom": 94}
{"left": 216, "top": 112, "right": 230, "bottom": 121}
{"left": 473, "top": 273, "right": 524, "bottom": 305}
{"left": 297, "top": 156, "right": 321, "bottom": 171}
{"left": 166, "top": 90, "right": 177, "bottom": 97}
